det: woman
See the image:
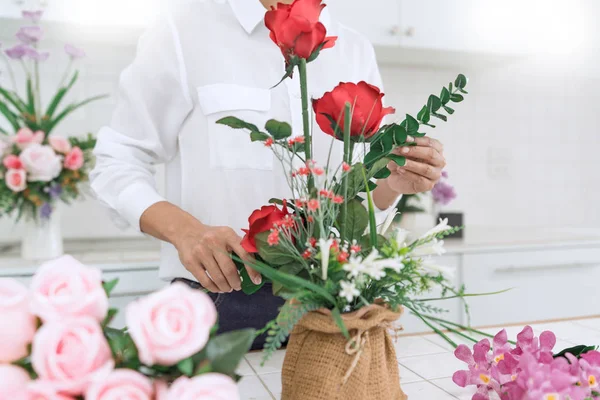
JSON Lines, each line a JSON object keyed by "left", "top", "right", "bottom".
{"left": 90, "top": 0, "right": 446, "bottom": 349}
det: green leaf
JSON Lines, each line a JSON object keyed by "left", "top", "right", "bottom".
{"left": 45, "top": 71, "right": 79, "bottom": 118}
{"left": 0, "top": 87, "right": 28, "bottom": 115}
{"left": 271, "top": 62, "right": 295, "bottom": 89}
{"left": 427, "top": 95, "right": 441, "bottom": 112}
{"left": 554, "top": 345, "right": 598, "bottom": 360}
{"left": 216, "top": 116, "right": 259, "bottom": 133}
{"left": 443, "top": 105, "right": 455, "bottom": 115}
{"left": 206, "top": 329, "right": 256, "bottom": 375}
{"left": 367, "top": 157, "right": 391, "bottom": 180}
{"left": 417, "top": 105, "right": 430, "bottom": 124}
{"left": 373, "top": 167, "right": 391, "bottom": 179}
{"left": 236, "top": 260, "right": 265, "bottom": 295}
{"left": 307, "top": 41, "right": 328, "bottom": 63}
{"left": 250, "top": 131, "right": 270, "bottom": 142}
{"left": 102, "top": 278, "right": 119, "bottom": 297}
{"left": 194, "top": 360, "right": 213, "bottom": 376}
{"left": 265, "top": 119, "right": 292, "bottom": 140}
{"left": 177, "top": 357, "right": 194, "bottom": 376}
{"left": 255, "top": 231, "right": 297, "bottom": 265}
{"left": 106, "top": 330, "right": 140, "bottom": 369}
{"left": 387, "top": 154, "right": 406, "bottom": 167}
{"left": 331, "top": 308, "right": 350, "bottom": 339}
{"left": 449, "top": 82, "right": 453, "bottom": 92}
{"left": 102, "top": 308, "right": 118, "bottom": 328}
{"left": 44, "top": 94, "right": 108, "bottom": 134}
{"left": 367, "top": 180, "right": 378, "bottom": 191}
{"left": 26, "top": 78, "right": 35, "bottom": 115}
{"left": 391, "top": 124, "right": 407, "bottom": 145}
{"left": 450, "top": 93, "right": 464, "bottom": 103}
{"left": 431, "top": 112, "right": 448, "bottom": 122}
{"left": 401, "top": 114, "right": 419, "bottom": 134}
{"left": 440, "top": 87, "right": 450, "bottom": 104}
{"left": 336, "top": 199, "right": 369, "bottom": 242}
{"left": 455, "top": 74, "right": 468, "bottom": 89}
{"left": 273, "top": 263, "right": 305, "bottom": 295}
{"left": 0, "top": 101, "right": 20, "bottom": 131}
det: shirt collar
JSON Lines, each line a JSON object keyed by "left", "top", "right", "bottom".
{"left": 228, "top": 0, "right": 266, "bottom": 35}
{"left": 228, "top": 0, "right": 336, "bottom": 36}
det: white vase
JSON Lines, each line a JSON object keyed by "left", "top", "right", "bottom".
{"left": 21, "top": 207, "right": 64, "bottom": 261}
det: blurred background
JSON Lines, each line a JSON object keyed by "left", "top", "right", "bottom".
{"left": 1, "top": 0, "right": 599, "bottom": 330}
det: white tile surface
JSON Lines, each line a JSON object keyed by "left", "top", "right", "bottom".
{"left": 532, "top": 322, "right": 600, "bottom": 345}
{"left": 431, "top": 378, "right": 501, "bottom": 400}
{"left": 245, "top": 350, "right": 286, "bottom": 375}
{"left": 402, "top": 381, "right": 457, "bottom": 399}
{"left": 392, "top": 335, "right": 449, "bottom": 358}
{"left": 238, "top": 358, "right": 255, "bottom": 376}
{"left": 238, "top": 376, "right": 274, "bottom": 400}
{"left": 574, "top": 318, "right": 600, "bottom": 332}
{"left": 399, "top": 352, "right": 465, "bottom": 380}
{"left": 399, "top": 364, "right": 425, "bottom": 384}
{"left": 259, "top": 373, "right": 282, "bottom": 400}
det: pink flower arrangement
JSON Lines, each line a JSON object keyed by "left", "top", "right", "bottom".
{"left": 453, "top": 326, "right": 600, "bottom": 399}
{"left": 0, "top": 255, "right": 251, "bottom": 400}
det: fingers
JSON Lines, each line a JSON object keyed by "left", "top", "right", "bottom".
{"left": 402, "top": 158, "right": 441, "bottom": 181}
{"left": 397, "top": 169, "right": 436, "bottom": 193}
{"left": 396, "top": 145, "right": 445, "bottom": 168}
{"left": 227, "top": 235, "right": 262, "bottom": 285}
{"left": 214, "top": 250, "right": 242, "bottom": 291}
{"left": 202, "top": 255, "right": 232, "bottom": 293}
{"left": 412, "top": 136, "right": 444, "bottom": 154}
{"left": 195, "top": 268, "right": 220, "bottom": 293}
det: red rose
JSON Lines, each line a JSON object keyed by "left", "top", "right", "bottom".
{"left": 312, "top": 81, "right": 396, "bottom": 139}
{"left": 265, "top": 0, "right": 337, "bottom": 62}
{"left": 241, "top": 203, "right": 290, "bottom": 253}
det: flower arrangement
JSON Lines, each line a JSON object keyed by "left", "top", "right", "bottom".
{"left": 215, "top": 0, "right": 473, "bottom": 397}
{"left": 453, "top": 326, "right": 600, "bottom": 400}
{"left": 0, "top": 255, "right": 254, "bottom": 399}
{"left": 0, "top": 9, "right": 105, "bottom": 221}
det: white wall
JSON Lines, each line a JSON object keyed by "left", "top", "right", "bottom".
{"left": 1, "top": 17, "right": 598, "bottom": 242}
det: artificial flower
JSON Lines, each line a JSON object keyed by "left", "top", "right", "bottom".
{"left": 319, "top": 238, "right": 334, "bottom": 280}
{"left": 421, "top": 218, "right": 453, "bottom": 238}
{"left": 0, "top": 278, "right": 37, "bottom": 363}
{"left": 165, "top": 374, "right": 240, "bottom": 400}
{"left": 22, "top": 10, "right": 44, "bottom": 23}
{"left": 13, "top": 127, "right": 44, "bottom": 149}
{"left": 5, "top": 169, "right": 27, "bottom": 192}
{"left": 432, "top": 181, "right": 457, "bottom": 206}
{"left": 0, "top": 365, "right": 31, "bottom": 400}
{"left": 26, "top": 381, "right": 75, "bottom": 400}
{"left": 49, "top": 136, "right": 72, "bottom": 154}
{"left": 241, "top": 202, "right": 290, "bottom": 253}
{"left": 3, "top": 154, "right": 23, "bottom": 169}
{"left": 313, "top": 81, "right": 395, "bottom": 140}
{"left": 64, "top": 146, "right": 84, "bottom": 170}
{"left": 264, "top": 0, "right": 337, "bottom": 63}
{"left": 339, "top": 280, "right": 360, "bottom": 303}
{"left": 16, "top": 26, "right": 43, "bottom": 44}
{"left": 20, "top": 144, "right": 62, "bottom": 182}
{"left": 64, "top": 43, "right": 86, "bottom": 59}
{"left": 411, "top": 238, "right": 446, "bottom": 257}
{"left": 86, "top": 369, "right": 153, "bottom": 400}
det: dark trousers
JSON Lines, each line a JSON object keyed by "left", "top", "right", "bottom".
{"left": 172, "top": 279, "right": 285, "bottom": 351}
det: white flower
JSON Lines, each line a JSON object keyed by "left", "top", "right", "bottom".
{"left": 395, "top": 228, "right": 410, "bottom": 245}
{"left": 20, "top": 144, "right": 62, "bottom": 182}
{"left": 420, "top": 257, "right": 455, "bottom": 278}
{"left": 318, "top": 238, "right": 333, "bottom": 281}
{"left": 339, "top": 281, "right": 360, "bottom": 303}
{"left": 421, "top": 218, "right": 453, "bottom": 239}
{"left": 343, "top": 256, "right": 366, "bottom": 278}
{"left": 364, "top": 262, "right": 386, "bottom": 280}
{"left": 378, "top": 210, "right": 398, "bottom": 236}
{"left": 411, "top": 239, "right": 446, "bottom": 257}
{"left": 379, "top": 257, "right": 405, "bottom": 273}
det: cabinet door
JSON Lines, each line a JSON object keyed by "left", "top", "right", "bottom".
{"left": 399, "top": 0, "right": 530, "bottom": 55}
{"left": 326, "top": 0, "right": 401, "bottom": 46}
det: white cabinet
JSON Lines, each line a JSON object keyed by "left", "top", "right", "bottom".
{"left": 462, "top": 246, "right": 600, "bottom": 327}
{"left": 326, "top": 0, "right": 401, "bottom": 46}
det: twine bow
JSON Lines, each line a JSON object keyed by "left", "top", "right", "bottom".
{"left": 341, "top": 330, "right": 369, "bottom": 385}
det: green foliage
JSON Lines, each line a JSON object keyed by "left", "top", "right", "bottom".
{"left": 205, "top": 329, "right": 256, "bottom": 376}
{"left": 177, "top": 357, "right": 194, "bottom": 377}
{"left": 102, "top": 278, "right": 119, "bottom": 297}
{"left": 265, "top": 119, "right": 292, "bottom": 140}
{"left": 554, "top": 345, "right": 599, "bottom": 360}
{"left": 255, "top": 231, "right": 298, "bottom": 266}
{"left": 236, "top": 260, "right": 265, "bottom": 295}
{"left": 102, "top": 308, "right": 119, "bottom": 328}
{"left": 216, "top": 116, "right": 259, "bottom": 133}
{"left": 336, "top": 198, "right": 369, "bottom": 242}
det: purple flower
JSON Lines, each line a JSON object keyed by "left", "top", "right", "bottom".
{"left": 441, "top": 170, "right": 449, "bottom": 179}
{"left": 40, "top": 203, "right": 53, "bottom": 219}
{"left": 26, "top": 48, "right": 50, "bottom": 62}
{"left": 16, "top": 26, "right": 43, "bottom": 45}
{"left": 22, "top": 10, "right": 44, "bottom": 23}
{"left": 432, "top": 181, "right": 457, "bottom": 206}
{"left": 45, "top": 184, "right": 63, "bottom": 199}
{"left": 64, "top": 44, "right": 86, "bottom": 60}
{"left": 5, "top": 44, "right": 28, "bottom": 59}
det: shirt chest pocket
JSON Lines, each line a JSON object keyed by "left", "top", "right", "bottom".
{"left": 197, "top": 84, "right": 274, "bottom": 170}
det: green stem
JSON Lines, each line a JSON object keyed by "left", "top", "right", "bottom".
{"left": 362, "top": 167, "right": 377, "bottom": 246}
{"left": 298, "top": 59, "right": 313, "bottom": 192}
{"left": 408, "top": 307, "right": 458, "bottom": 348}
{"left": 0, "top": 53, "right": 18, "bottom": 91}
{"left": 341, "top": 102, "right": 351, "bottom": 241}
{"left": 421, "top": 314, "right": 517, "bottom": 345}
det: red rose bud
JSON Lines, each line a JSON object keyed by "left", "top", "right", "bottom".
{"left": 264, "top": 0, "right": 337, "bottom": 63}
{"left": 312, "top": 81, "right": 396, "bottom": 140}
{"left": 241, "top": 202, "right": 290, "bottom": 253}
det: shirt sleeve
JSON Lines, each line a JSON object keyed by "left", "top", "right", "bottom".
{"left": 90, "top": 14, "right": 193, "bottom": 231}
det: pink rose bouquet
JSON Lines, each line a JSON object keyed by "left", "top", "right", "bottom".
{"left": 0, "top": 9, "right": 103, "bottom": 222}
{"left": 0, "top": 255, "right": 253, "bottom": 399}
{"left": 452, "top": 325, "right": 600, "bottom": 399}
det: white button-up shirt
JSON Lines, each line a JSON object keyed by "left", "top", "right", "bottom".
{"left": 91, "top": 0, "right": 393, "bottom": 281}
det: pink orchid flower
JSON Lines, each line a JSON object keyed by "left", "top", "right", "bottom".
{"left": 453, "top": 339, "right": 502, "bottom": 399}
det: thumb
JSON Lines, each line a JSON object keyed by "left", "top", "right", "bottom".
{"left": 229, "top": 239, "right": 262, "bottom": 285}
{"left": 244, "top": 263, "right": 262, "bottom": 286}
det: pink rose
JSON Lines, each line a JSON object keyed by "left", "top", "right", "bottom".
{"left": 86, "top": 369, "right": 153, "bottom": 400}
{"left": 166, "top": 374, "right": 240, "bottom": 400}
{"left": 154, "top": 381, "right": 169, "bottom": 400}
{"left": 0, "top": 278, "right": 37, "bottom": 363}
{"left": 5, "top": 168, "right": 27, "bottom": 192}
{"left": 13, "top": 127, "right": 44, "bottom": 149}
{"left": 3, "top": 154, "right": 23, "bottom": 169}
{"left": 0, "top": 365, "right": 31, "bottom": 400}
{"left": 31, "top": 317, "right": 114, "bottom": 395}
{"left": 20, "top": 144, "right": 62, "bottom": 182}
{"left": 30, "top": 255, "right": 108, "bottom": 323}
{"left": 126, "top": 282, "right": 217, "bottom": 366}
{"left": 48, "top": 136, "right": 72, "bottom": 154}
{"left": 26, "top": 381, "right": 75, "bottom": 400}
{"left": 63, "top": 147, "right": 84, "bottom": 171}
